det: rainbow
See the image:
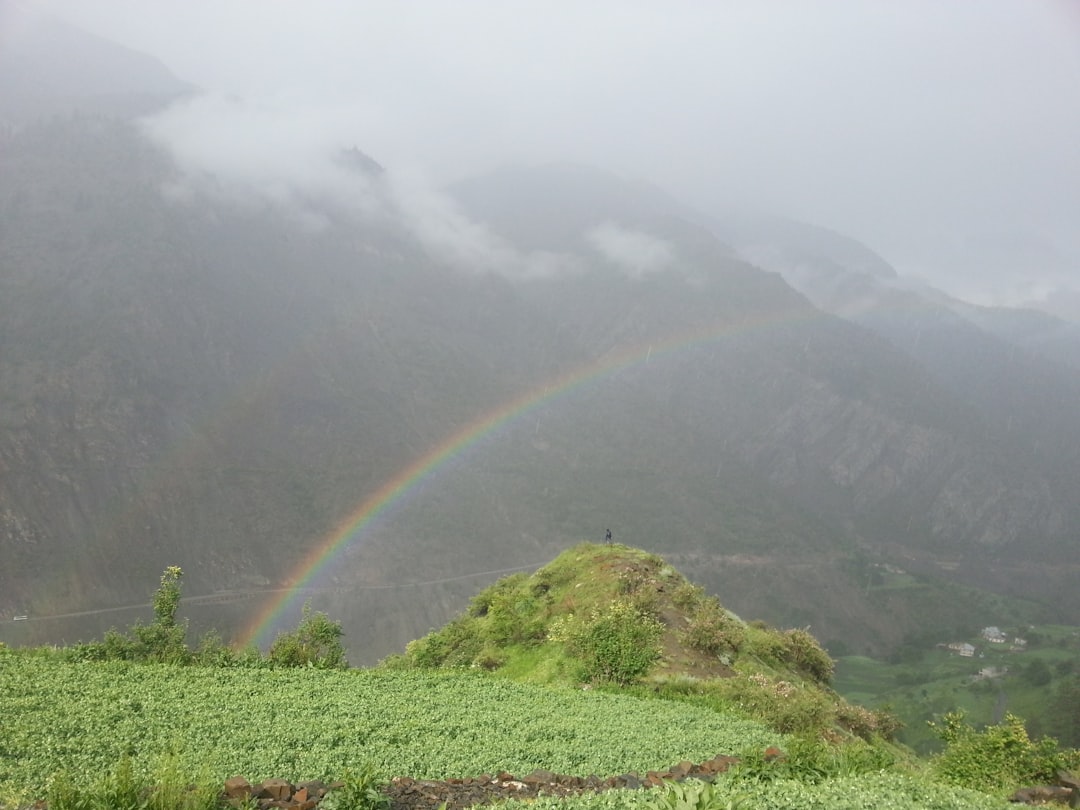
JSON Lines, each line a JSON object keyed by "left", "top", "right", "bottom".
{"left": 240, "top": 303, "right": 815, "bottom": 648}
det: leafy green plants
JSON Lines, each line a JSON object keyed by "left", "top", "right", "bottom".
{"left": 320, "top": 764, "right": 389, "bottom": 810}
{"left": 562, "top": 599, "right": 664, "bottom": 685}
{"left": 267, "top": 601, "right": 347, "bottom": 669}
{"left": 679, "top": 600, "right": 745, "bottom": 656}
{"left": 44, "top": 756, "right": 220, "bottom": 810}
{"left": 0, "top": 655, "right": 780, "bottom": 800}
{"left": 930, "top": 711, "right": 1076, "bottom": 792}
{"left": 780, "top": 628, "right": 834, "bottom": 685}
{"left": 645, "top": 779, "right": 750, "bottom": 810}
{"left": 711, "top": 672, "right": 833, "bottom": 737}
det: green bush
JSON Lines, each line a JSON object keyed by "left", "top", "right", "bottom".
{"left": 671, "top": 582, "right": 706, "bottom": 611}
{"left": 781, "top": 629, "right": 834, "bottom": 685}
{"left": 267, "top": 601, "right": 347, "bottom": 669}
{"left": 405, "top": 616, "right": 482, "bottom": 668}
{"left": 930, "top": 710, "right": 1071, "bottom": 792}
{"left": 486, "top": 587, "right": 546, "bottom": 646}
{"left": 679, "top": 600, "right": 745, "bottom": 656}
{"left": 732, "top": 737, "right": 892, "bottom": 786}
{"left": 472, "top": 646, "right": 508, "bottom": 671}
{"left": 321, "top": 764, "right": 389, "bottom": 810}
{"left": 63, "top": 567, "right": 191, "bottom": 665}
{"left": 565, "top": 599, "right": 663, "bottom": 685}
{"left": 713, "top": 673, "right": 833, "bottom": 737}
{"left": 833, "top": 701, "right": 904, "bottom": 742}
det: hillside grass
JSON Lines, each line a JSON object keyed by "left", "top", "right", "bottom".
{"left": 392, "top": 543, "right": 902, "bottom": 746}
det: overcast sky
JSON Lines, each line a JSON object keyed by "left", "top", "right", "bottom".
{"left": 18, "top": 0, "right": 1080, "bottom": 309}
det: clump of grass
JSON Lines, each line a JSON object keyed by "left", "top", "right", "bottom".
{"left": 46, "top": 756, "right": 221, "bottom": 810}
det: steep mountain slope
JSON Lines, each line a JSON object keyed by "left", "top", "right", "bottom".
{"left": 0, "top": 8, "right": 194, "bottom": 123}
{"left": 2, "top": 115, "right": 1077, "bottom": 663}
{"left": 720, "top": 213, "right": 1080, "bottom": 560}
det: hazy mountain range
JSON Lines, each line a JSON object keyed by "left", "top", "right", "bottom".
{"left": 1, "top": 15, "right": 1077, "bottom": 663}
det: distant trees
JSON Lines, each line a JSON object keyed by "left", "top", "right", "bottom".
{"left": 1049, "top": 675, "right": 1080, "bottom": 747}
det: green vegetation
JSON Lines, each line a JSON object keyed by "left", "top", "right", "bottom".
{"left": 63, "top": 567, "right": 346, "bottom": 670}
{"left": 2, "top": 546, "right": 1074, "bottom": 810}
{"left": 395, "top": 544, "right": 872, "bottom": 744}
{"left": 501, "top": 773, "right": 1013, "bottom": 810}
{"left": 320, "top": 765, "right": 390, "bottom": 810}
{"left": 930, "top": 711, "right": 1079, "bottom": 792}
{"left": 550, "top": 598, "right": 664, "bottom": 685}
{"left": 45, "top": 756, "right": 223, "bottom": 810}
{"left": 267, "top": 601, "right": 348, "bottom": 669}
{"left": 833, "top": 623, "right": 1080, "bottom": 753}
{"left": 0, "top": 651, "right": 778, "bottom": 801}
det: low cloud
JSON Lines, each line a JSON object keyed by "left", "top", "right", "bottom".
{"left": 586, "top": 222, "right": 675, "bottom": 277}
{"left": 141, "top": 92, "right": 579, "bottom": 277}
{"left": 142, "top": 93, "right": 382, "bottom": 217}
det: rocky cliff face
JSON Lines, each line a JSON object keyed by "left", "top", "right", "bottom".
{"left": 1, "top": 121, "right": 1076, "bottom": 658}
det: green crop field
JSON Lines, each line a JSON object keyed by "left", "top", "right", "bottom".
{"left": 0, "top": 650, "right": 778, "bottom": 798}
{"left": 0, "top": 649, "right": 1020, "bottom": 810}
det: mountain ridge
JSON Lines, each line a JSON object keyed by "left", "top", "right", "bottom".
{"left": 1, "top": 111, "right": 1077, "bottom": 661}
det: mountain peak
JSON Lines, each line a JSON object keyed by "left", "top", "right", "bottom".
{"left": 0, "top": 8, "right": 194, "bottom": 122}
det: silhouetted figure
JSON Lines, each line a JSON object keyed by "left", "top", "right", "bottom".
{"left": 605, "top": 528, "right": 612, "bottom": 544}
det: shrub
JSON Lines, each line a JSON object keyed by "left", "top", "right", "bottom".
{"left": 153, "top": 566, "right": 183, "bottom": 628}
{"left": 321, "top": 764, "right": 389, "bottom": 810}
{"left": 672, "top": 581, "right": 706, "bottom": 611}
{"left": 472, "top": 646, "right": 508, "bottom": 671}
{"left": 834, "top": 701, "right": 904, "bottom": 742}
{"left": 629, "top": 588, "right": 662, "bottom": 620}
{"left": 565, "top": 599, "right": 663, "bottom": 685}
{"left": 405, "top": 616, "right": 482, "bottom": 669}
{"left": 67, "top": 567, "right": 192, "bottom": 665}
{"left": 130, "top": 619, "right": 189, "bottom": 665}
{"left": 268, "top": 601, "right": 347, "bottom": 669}
{"left": 46, "top": 755, "right": 220, "bottom": 810}
{"left": 781, "top": 628, "right": 834, "bottom": 685}
{"left": 930, "top": 711, "right": 1070, "bottom": 792}
{"left": 714, "top": 673, "right": 833, "bottom": 736}
{"left": 680, "top": 600, "right": 745, "bottom": 656}
{"left": 486, "top": 588, "right": 546, "bottom": 646}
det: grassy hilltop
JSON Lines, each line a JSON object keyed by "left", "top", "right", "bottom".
{"left": 390, "top": 543, "right": 892, "bottom": 743}
{"left": 2, "top": 544, "right": 1076, "bottom": 810}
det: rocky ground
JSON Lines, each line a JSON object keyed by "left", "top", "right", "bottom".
{"left": 217, "top": 758, "right": 1080, "bottom": 810}
{"left": 219, "top": 754, "right": 743, "bottom": 810}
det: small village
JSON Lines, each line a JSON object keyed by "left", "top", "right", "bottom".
{"left": 938, "top": 626, "right": 1030, "bottom": 682}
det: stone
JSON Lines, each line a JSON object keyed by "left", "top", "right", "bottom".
{"left": 258, "top": 778, "right": 292, "bottom": 801}
{"left": 223, "top": 776, "right": 252, "bottom": 799}
{"left": 1009, "top": 785, "right": 1073, "bottom": 804}
{"left": 296, "top": 780, "right": 327, "bottom": 798}
{"left": 1059, "top": 770, "right": 1080, "bottom": 791}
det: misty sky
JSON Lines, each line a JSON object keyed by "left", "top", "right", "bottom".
{"left": 19, "top": 0, "right": 1080, "bottom": 309}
